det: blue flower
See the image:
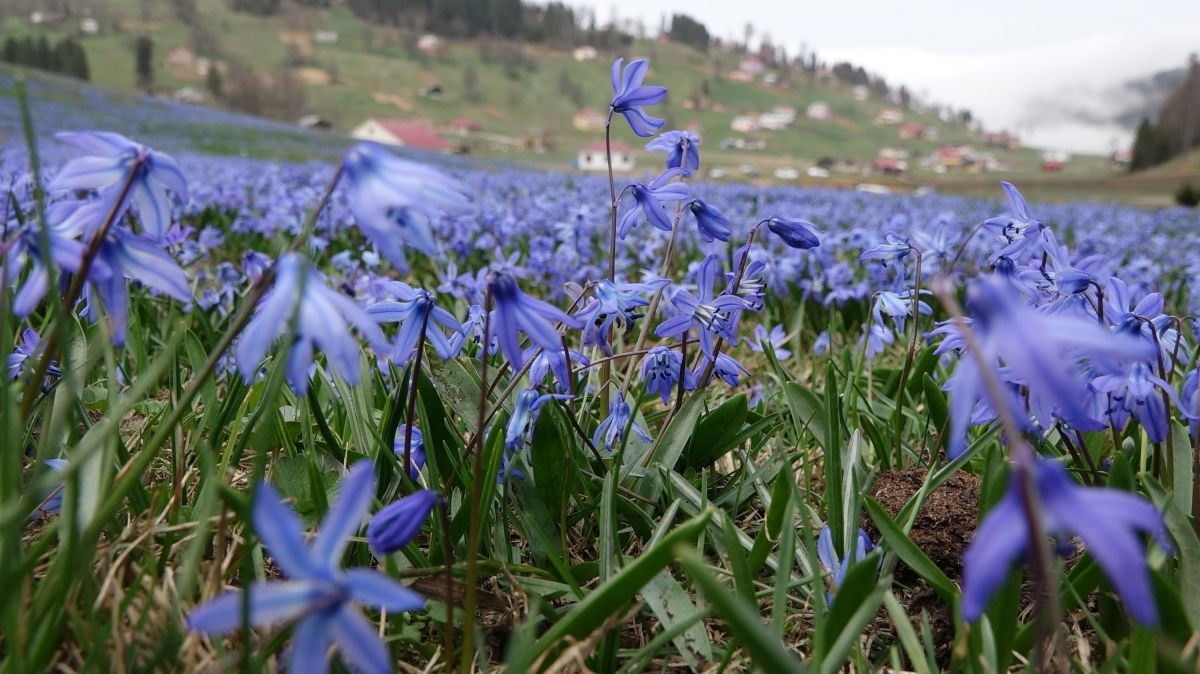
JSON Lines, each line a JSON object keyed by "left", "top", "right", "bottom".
{"left": 8, "top": 328, "right": 61, "bottom": 381}
{"left": 861, "top": 323, "right": 895, "bottom": 359}
{"left": 1091, "top": 362, "right": 1190, "bottom": 443}
{"left": 962, "top": 457, "right": 1171, "bottom": 625}
{"left": 188, "top": 462, "right": 426, "bottom": 674}
{"left": 236, "top": 253, "right": 387, "bottom": 394}
{"left": 487, "top": 270, "right": 582, "bottom": 370}
{"left": 701, "top": 352, "right": 750, "bottom": 387}
{"left": 393, "top": 425, "right": 426, "bottom": 480}
{"left": 593, "top": 392, "right": 652, "bottom": 451}
{"left": 526, "top": 346, "right": 589, "bottom": 393}
{"left": 4, "top": 206, "right": 89, "bottom": 317}
{"left": 817, "top": 526, "right": 874, "bottom": 602}
{"left": 655, "top": 255, "right": 749, "bottom": 358}
{"left": 575, "top": 278, "right": 667, "bottom": 356}
{"left": 51, "top": 190, "right": 192, "bottom": 346}
{"left": 645, "top": 130, "right": 700, "bottom": 175}
{"left": 609, "top": 58, "right": 669, "bottom": 137}
{"left": 1185, "top": 369, "right": 1200, "bottom": 439}
{"left": 366, "top": 282, "right": 463, "bottom": 363}
{"left": 641, "top": 346, "right": 696, "bottom": 405}
{"left": 858, "top": 231, "right": 912, "bottom": 267}
{"left": 872, "top": 287, "right": 932, "bottom": 334}
{"left": 366, "top": 489, "right": 439, "bottom": 555}
{"left": 36, "top": 459, "right": 69, "bottom": 516}
{"left": 983, "top": 181, "right": 1043, "bottom": 261}
{"left": 943, "top": 278, "right": 1153, "bottom": 457}
{"left": 750, "top": 324, "right": 792, "bottom": 361}
{"left": 505, "top": 388, "right": 571, "bottom": 451}
{"left": 766, "top": 217, "right": 822, "bottom": 250}
{"left": 686, "top": 199, "right": 732, "bottom": 242}
{"left": 618, "top": 169, "right": 691, "bottom": 238}
{"left": 49, "top": 131, "right": 188, "bottom": 240}
{"left": 342, "top": 142, "right": 472, "bottom": 267}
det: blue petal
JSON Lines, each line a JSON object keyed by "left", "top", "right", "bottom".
{"left": 314, "top": 462, "right": 376, "bottom": 571}
{"left": 288, "top": 612, "right": 334, "bottom": 674}
{"left": 345, "top": 569, "right": 427, "bottom": 612}
{"left": 331, "top": 605, "right": 391, "bottom": 674}
{"left": 253, "top": 481, "right": 318, "bottom": 578}
{"left": 961, "top": 483, "right": 1027, "bottom": 621}
{"left": 187, "top": 580, "right": 325, "bottom": 633}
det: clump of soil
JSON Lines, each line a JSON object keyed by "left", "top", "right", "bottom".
{"left": 863, "top": 467, "right": 982, "bottom": 666}
{"left": 866, "top": 467, "right": 981, "bottom": 583}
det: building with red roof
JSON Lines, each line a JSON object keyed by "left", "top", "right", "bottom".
{"left": 350, "top": 118, "right": 450, "bottom": 152}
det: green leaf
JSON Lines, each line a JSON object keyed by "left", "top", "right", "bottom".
{"left": 863, "top": 497, "right": 957, "bottom": 601}
{"left": 1145, "top": 478, "right": 1200, "bottom": 630}
{"left": 640, "top": 571, "right": 713, "bottom": 669}
{"left": 680, "top": 393, "right": 748, "bottom": 471}
{"left": 823, "top": 361, "right": 844, "bottom": 550}
{"left": 631, "top": 393, "right": 704, "bottom": 498}
{"left": 677, "top": 549, "right": 808, "bottom": 674}
{"left": 818, "top": 556, "right": 887, "bottom": 674}
{"left": 532, "top": 510, "right": 713, "bottom": 662}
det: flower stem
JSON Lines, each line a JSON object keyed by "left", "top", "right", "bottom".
{"left": 460, "top": 284, "right": 493, "bottom": 674}
{"left": 932, "top": 277, "right": 1062, "bottom": 667}
{"left": 403, "top": 307, "right": 433, "bottom": 478}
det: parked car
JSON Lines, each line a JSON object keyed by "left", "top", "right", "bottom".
{"left": 806, "top": 166, "right": 830, "bottom": 178}
{"left": 774, "top": 167, "right": 800, "bottom": 180}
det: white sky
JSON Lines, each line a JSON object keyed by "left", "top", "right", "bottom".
{"left": 561, "top": 0, "right": 1200, "bottom": 153}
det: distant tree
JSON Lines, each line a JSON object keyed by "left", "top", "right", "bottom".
{"left": 35, "top": 36, "right": 54, "bottom": 71}
{"left": 135, "top": 35, "right": 154, "bottom": 91}
{"left": 55, "top": 38, "right": 90, "bottom": 80}
{"left": 898, "top": 85, "right": 911, "bottom": 110}
{"left": 230, "top": 0, "right": 280, "bottom": 16}
{"left": 205, "top": 63, "right": 223, "bottom": 98}
{"left": 1130, "top": 118, "right": 1171, "bottom": 171}
{"left": 1175, "top": 182, "right": 1199, "bottom": 207}
{"left": 668, "top": 13, "right": 710, "bottom": 52}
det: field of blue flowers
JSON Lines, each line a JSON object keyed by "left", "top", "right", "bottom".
{"left": 4, "top": 59, "right": 1200, "bottom": 673}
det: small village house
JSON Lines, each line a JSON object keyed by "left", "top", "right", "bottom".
{"left": 417, "top": 34, "right": 443, "bottom": 54}
{"left": 351, "top": 119, "right": 451, "bottom": 152}
{"left": 898, "top": 122, "right": 926, "bottom": 140}
{"left": 577, "top": 141, "right": 634, "bottom": 172}
{"left": 731, "top": 115, "right": 759, "bottom": 133}
{"left": 165, "top": 46, "right": 196, "bottom": 79}
{"left": 806, "top": 101, "right": 831, "bottom": 120}
{"left": 875, "top": 107, "right": 903, "bottom": 125}
{"left": 573, "top": 108, "right": 607, "bottom": 132}
{"left": 572, "top": 46, "right": 597, "bottom": 62}
{"left": 448, "top": 118, "right": 483, "bottom": 135}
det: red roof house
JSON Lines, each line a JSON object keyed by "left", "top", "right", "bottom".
{"left": 350, "top": 118, "right": 450, "bottom": 152}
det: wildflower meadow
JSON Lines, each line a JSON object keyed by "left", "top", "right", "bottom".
{"left": 4, "top": 58, "right": 1200, "bottom": 673}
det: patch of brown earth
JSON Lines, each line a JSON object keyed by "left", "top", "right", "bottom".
{"left": 866, "top": 467, "right": 981, "bottom": 583}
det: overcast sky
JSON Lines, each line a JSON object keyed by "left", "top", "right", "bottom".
{"left": 562, "top": 0, "right": 1200, "bottom": 153}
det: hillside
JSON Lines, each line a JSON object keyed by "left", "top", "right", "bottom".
{"left": 0, "top": 0, "right": 1119, "bottom": 182}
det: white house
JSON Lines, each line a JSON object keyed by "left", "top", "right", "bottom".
{"left": 417, "top": 34, "right": 443, "bottom": 54}
{"left": 314, "top": 30, "right": 339, "bottom": 45}
{"left": 731, "top": 115, "right": 759, "bottom": 133}
{"left": 572, "top": 46, "right": 597, "bottom": 62}
{"left": 758, "top": 105, "right": 796, "bottom": 131}
{"left": 806, "top": 101, "right": 831, "bottom": 120}
{"left": 577, "top": 141, "right": 634, "bottom": 172}
{"left": 80, "top": 18, "right": 99, "bottom": 35}
{"left": 875, "top": 107, "right": 903, "bottom": 125}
